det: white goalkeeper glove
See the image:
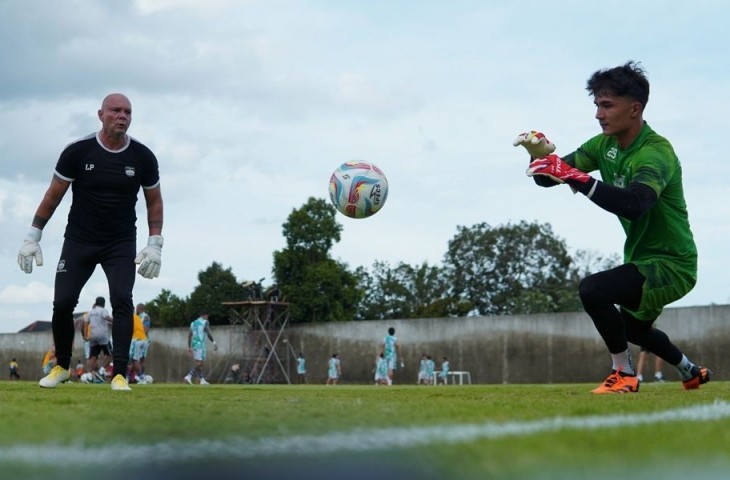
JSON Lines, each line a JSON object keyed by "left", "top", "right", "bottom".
{"left": 512, "top": 131, "right": 556, "bottom": 159}
{"left": 18, "top": 227, "right": 44, "bottom": 274}
{"left": 134, "top": 235, "right": 163, "bottom": 279}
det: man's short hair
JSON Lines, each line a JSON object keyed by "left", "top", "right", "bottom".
{"left": 388, "top": 327, "right": 395, "bottom": 335}
{"left": 586, "top": 60, "right": 650, "bottom": 107}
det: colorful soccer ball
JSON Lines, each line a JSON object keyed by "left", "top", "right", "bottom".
{"left": 328, "top": 161, "right": 389, "bottom": 219}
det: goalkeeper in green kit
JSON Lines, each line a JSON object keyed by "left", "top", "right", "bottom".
{"left": 514, "top": 61, "right": 710, "bottom": 394}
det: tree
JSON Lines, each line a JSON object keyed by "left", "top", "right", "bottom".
{"left": 443, "top": 220, "right": 576, "bottom": 315}
{"left": 356, "top": 260, "right": 467, "bottom": 320}
{"left": 144, "top": 289, "right": 188, "bottom": 328}
{"left": 571, "top": 248, "right": 622, "bottom": 278}
{"left": 273, "top": 197, "right": 360, "bottom": 323}
{"left": 290, "top": 258, "right": 360, "bottom": 323}
{"left": 557, "top": 248, "right": 622, "bottom": 311}
{"left": 187, "top": 262, "right": 246, "bottom": 325}
{"left": 281, "top": 196, "right": 342, "bottom": 260}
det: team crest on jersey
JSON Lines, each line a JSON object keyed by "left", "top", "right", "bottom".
{"left": 57, "top": 260, "right": 66, "bottom": 273}
{"left": 125, "top": 166, "right": 136, "bottom": 177}
{"left": 613, "top": 174, "right": 626, "bottom": 188}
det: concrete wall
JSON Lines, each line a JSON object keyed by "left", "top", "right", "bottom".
{"left": 3, "top": 304, "right": 728, "bottom": 384}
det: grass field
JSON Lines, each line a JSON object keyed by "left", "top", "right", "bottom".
{"left": 1, "top": 380, "right": 729, "bottom": 480}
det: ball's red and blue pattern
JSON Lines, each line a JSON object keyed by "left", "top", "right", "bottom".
{"left": 329, "top": 161, "right": 388, "bottom": 219}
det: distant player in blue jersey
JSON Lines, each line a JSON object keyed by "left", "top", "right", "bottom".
{"left": 326, "top": 353, "right": 341, "bottom": 385}
{"left": 425, "top": 355, "right": 436, "bottom": 385}
{"left": 296, "top": 353, "right": 307, "bottom": 384}
{"left": 184, "top": 312, "right": 217, "bottom": 385}
{"left": 374, "top": 354, "right": 388, "bottom": 385}
{"left": 379, "top": 327, "right": 403, "bottom": 385}
{"left": 418, "top": 353, "right": 428, "bottom": 385}
{"left": 438, "top": 357, "right": 450, "bottom": 385}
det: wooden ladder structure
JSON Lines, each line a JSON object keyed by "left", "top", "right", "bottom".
{"left": 223, "top": 300, "right": 295, "bottom": 384}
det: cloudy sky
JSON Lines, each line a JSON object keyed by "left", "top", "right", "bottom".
{"left": 1, "top": 0, "right": 728, "bottom": 333}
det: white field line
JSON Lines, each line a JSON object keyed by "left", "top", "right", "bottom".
{"left": 2, "top": 400, "right": 730, "bottom": 466}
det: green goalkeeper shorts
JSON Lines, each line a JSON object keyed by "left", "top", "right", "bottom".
{"left": 627, "top": 259, "right": 697, "bottom": 321}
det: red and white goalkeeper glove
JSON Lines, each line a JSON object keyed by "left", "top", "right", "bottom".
{"left": 512, "top": 131, "right": 556, "bottom": 159}
{"left": 526, "top": 154, "right": 591, "bottom": 185}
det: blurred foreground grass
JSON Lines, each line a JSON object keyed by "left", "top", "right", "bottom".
{"left": 1, "top": 381, "right": 728, "bottom": 479}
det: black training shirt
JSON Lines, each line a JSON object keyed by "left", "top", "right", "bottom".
{"left": 54, "top": 132, "right": 160, "bottom": 244}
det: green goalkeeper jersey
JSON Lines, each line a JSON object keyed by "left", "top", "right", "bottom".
{"left": 565, "top": 122, "right": 697, "bottom": 319}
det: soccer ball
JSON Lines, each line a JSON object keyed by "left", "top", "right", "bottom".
{"left": 80, "top": 372, "right": 93, "bottom": 383}
{"left": 329, "top": 161, "right": 388, "bottom": 219}
{"left": 135, "top": 374, "right": 153, "bottom": 385}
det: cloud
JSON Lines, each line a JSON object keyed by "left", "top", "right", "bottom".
{"left": 0, "top": 281, "right": 54, "bottom": 304}
{"left": 0, "top": 1, "right": 729, "bottom": 332}
{"left": 131, "top": 0, "right": 238, "bottom": 16}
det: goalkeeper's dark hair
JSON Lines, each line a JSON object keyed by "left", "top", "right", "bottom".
{"left": 586, "top": 61, "right": 650, "bottom": 107}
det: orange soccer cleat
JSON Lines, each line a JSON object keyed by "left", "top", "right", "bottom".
{"left": 682, "top": 366, "right": 711, "bottom": 390}
{"left": 591, "top": 370, "right": 640, "bottom": 394}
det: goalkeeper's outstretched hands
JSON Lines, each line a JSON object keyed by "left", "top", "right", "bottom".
{"left": 526, "top": 154, "right": 591, "bottom": 185}
{"left": 512, "top": 131, "right": 556, "bottom": 159}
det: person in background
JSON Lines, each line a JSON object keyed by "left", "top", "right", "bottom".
{"left": 81, "top": 308, "right": 92, "bottom": 366}
{"left": 326, "top": 353, "right": 341, "bottom": 386}
{"left": 84, "top": 296, "right": 114, "bottom": 383}
{"left": 128, "top": 310, "right": 149, "bottom": 384}
{"left": 379, "top": 327, "right": 403, "bottom": 386}
{"left": 9, "top": 358, "right": 20, "bottom": 381}
{"left": 75, "top": 360, "right": 85, "bottom": 380}
{"left": 418, "top": 353, "right": 428, "bottom": 385}
{"left": 184, "top": 312, "right": 217, "bottom": 385}
{"left": 374, "top": 353, "right": 388, "bottom": 386}
{"left": 18, "top": 93, "right": 164, "bottom": 392}
{"left": 296, "top": 352, "right": 307, "bottom": 384}
{"left": 135, "top": 303, "right": 152, "bottom": 376}
{"left": 425, "top": 355, "right": 436, "bottom": 385}
{"left": 438, "top": 356, "right": 450, "bottom": 385}
{"left": 224, "top": 363, "right": 242, "bottom": 384}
